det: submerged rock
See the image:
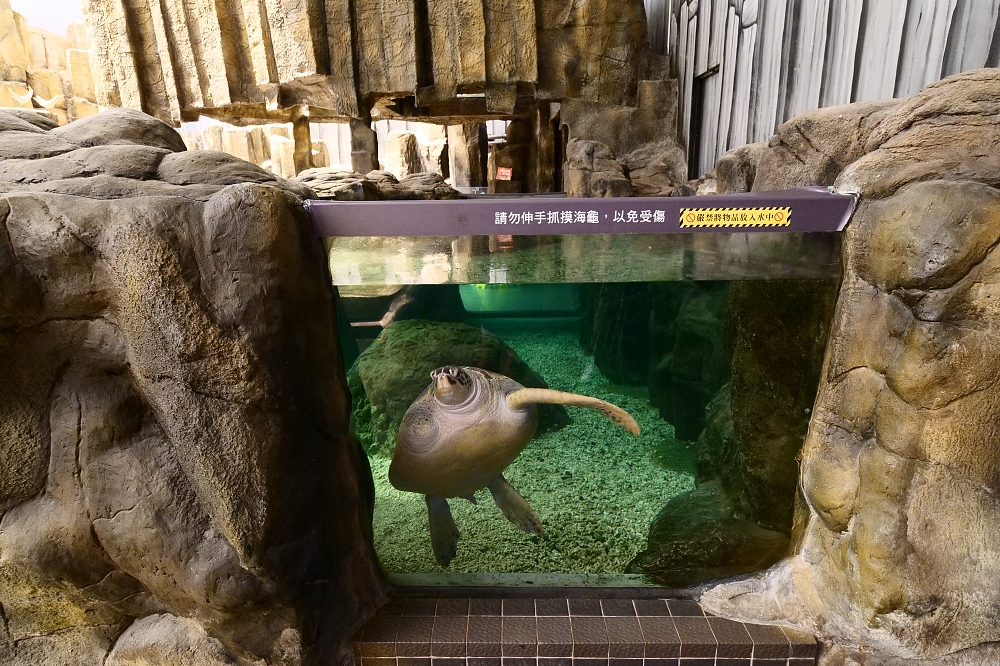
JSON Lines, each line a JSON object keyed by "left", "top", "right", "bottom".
{"left": 647, "top": 281, "right": 730, "bottom": 441}
{"left": 579, "top": 282, "right": 651, "bottom": 385}
{"left": 627, "top": 479, "right": 789, "bottom": 587}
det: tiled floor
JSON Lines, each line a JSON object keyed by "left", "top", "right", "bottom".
{"left": 354, "top": 597, "right": 818, "bottom": 666}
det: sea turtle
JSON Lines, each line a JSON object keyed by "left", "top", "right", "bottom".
{"left": 388, "top": 365, "right": 641, "bottom": 566}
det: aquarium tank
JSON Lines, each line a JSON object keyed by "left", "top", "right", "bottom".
{"left": 312, "top": 190, "right": 854, "bottom": 588}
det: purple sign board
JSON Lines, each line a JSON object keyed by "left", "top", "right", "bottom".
{"left": 307, "top": 187, "right": 857, "bottom": 237}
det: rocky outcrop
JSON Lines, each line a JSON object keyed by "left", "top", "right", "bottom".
{"left": 0, "top": 2, "right": 95, "bottom": 125}
{"left": 295, "top": 168, "right": 460, "bottom": 200}
{"left": 564, "top": 139, "right": 632, "bottom": 198}
{"left": 701, "top": 69, "right": 1000, "bottom": 666}
{"left": 0, "top": 108, "right": 385, "bottom": 665}
{"left": 561, "top": 79, "right": 685, "bottom": 197}
{"left": 81, "top": 0, "right": 664, "bottom": 125}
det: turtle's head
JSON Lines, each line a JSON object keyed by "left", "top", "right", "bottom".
{"left": 430, "top": 366, "right": 474, "bottom": 406}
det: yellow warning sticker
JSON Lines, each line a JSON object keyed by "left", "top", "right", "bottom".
{"left": 679, "top": 206, "right": 791, "bottom": 228}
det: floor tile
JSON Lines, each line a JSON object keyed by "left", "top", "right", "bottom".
{"left": 571, "top": 616, "right": 608, "bottom": 658}
{"left": 606, "top": 616, "right": 644, "bottom": 659}
{"left": 504, "top": 598, "right": 537, "bottom": 617}
{"left": 633, "top": 600, "right": 669, "bottom": 617}
{"left": 398, "top": 659, "right": 430, "bottom": 666}
{"left": 744, "top": 624, "right": 788, "bottom": 660}
{"left": 362, "top": 659, "right": 397, "bottom": 666}
{"left": 537, "top": 599, "right": 569, "bottom": 616}
{"left": 538, "top": 659, "right": 571, "bottom": 666}
{"left": 601, "top": 600, "right": 637, "bottom": 616}
{"left": 471, "top": 599, "right": 504, "bottom": 616}
{"left": 672, "top": 617, "right": 715, "bottom": 659}
{"left": 503, "top": 617, "right": 538, "bottom": 657}
{"left": 665, "top": 601, "right": 702, "bottom": 617}
{"left": 437, "top": 599, "right": 471, "bottom": 616}
{"left": 782, "top": 627, "right": 818, "bottom": 658}
{"left": 404, "top": 599, "right": 439, "bottom": 617}
{"left": 468, "top": 659, "right": 500, "bottom": 666}
{"left": 569, "top": 599, "right": 604, "bottom": 617}
{"left": 537, "top": 616, "right": 572, "bottom": 657}
{"left": 708, "top": 617, "right": 752, "bottom": 659}
{"left": 636, "top": 616, "right": 679, "bottom": 659}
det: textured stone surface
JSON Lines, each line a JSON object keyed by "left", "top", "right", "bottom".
{"left": 80, "top": 0, "right": 665, "bottom": 125}
{"left": 384, "top": 131, "right": 422, "bottom": 178}
{"left": 0, "top": 108, "right": 386, "bottom": 665}
{"left": 564, "top": 139, "right": 632, "bottom": 198}
{"left": 700, "top": 69, "right": 1000, "bottom": 666}
{"left": 716, "top": 99, "right": 900, "bottom": 193}
{"left": 296, "top": 167, "right": 459, "bottom": 201}
{"left": 560, "top": 80, "right": 684, "bottom": 196}
{"left": 647, "top": 281, "right": 730, "bottom": 441}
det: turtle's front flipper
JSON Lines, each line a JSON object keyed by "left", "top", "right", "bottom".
{"left": 488, "top": 475, "right": 543, "bottom": 535}
{"left": 425, "top": 494, "right": 460, "bottom": 566}
{"left": 507, "top": 388, "right": 641, "bottom": 435}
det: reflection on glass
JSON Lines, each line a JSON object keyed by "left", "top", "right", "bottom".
{"left": 326, "top": 233, "right": 840, "bottom": 287}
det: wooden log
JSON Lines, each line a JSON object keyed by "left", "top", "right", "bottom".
{"left": 324, "top": 0, "right": 360, "bottom": 117}
{"left": 262, "top": 0, "right": 317, "bottom": 82}
{"left": 484, "top": 0, "right": 537, "bottom": 90}
{"left": 680, "top": 2, "right": 695, "bottom": 149}
{"left": 185, "top": 0, "right": 233, "bottom": 107}
{"left": 242, "top": 0, "right": 276, "bottom": 88}
{"left": 695, "top": 0, "right": 711, "bottom": 74}
{"left": 99, "top": 0, "right": 144, "bottom": 110}
{"left": 142, "top": 0, "right": 183, "bottom": 121}
{"left": 81, "top": 0, "right": 122, "bottom": 106}
{"left": 423, "top": 0, "right": 486, "bottom": 104}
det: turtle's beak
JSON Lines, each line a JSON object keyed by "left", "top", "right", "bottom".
{"left": 433, "top": 370, "right": 470, "bottom": 406}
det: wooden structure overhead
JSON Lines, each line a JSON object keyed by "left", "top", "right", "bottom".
{"left": 83, "top": 0, "right": 666, "bottom": 125}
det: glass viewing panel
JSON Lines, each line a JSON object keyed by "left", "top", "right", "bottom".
{"left": 316, "top": 191, "right": 854, "bottom": 586}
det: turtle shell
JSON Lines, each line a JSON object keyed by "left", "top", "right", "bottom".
{"left": 388, "top": 367, "right": 539, "bottom": 498}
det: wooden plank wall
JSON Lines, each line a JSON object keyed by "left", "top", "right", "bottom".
{"left": 650, "top": 0, "right": 1000, "bottom": 175}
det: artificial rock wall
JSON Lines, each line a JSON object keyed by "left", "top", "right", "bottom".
{"left": 0, "top": 0, "right": 97, "bottom": 124}
{"left": 701, "top": 68, "right": 1000, "bottom": 666}
{"left": 81, "top": 0, "right": 663, "bottom": 125}
{"left": 0, "top": 108, "right": 386, "bottom": 666}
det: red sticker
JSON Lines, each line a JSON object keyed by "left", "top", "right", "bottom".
{"left": 496, "top": 167, "right": 513, "bottom": 181}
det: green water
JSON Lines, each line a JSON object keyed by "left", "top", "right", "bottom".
{"left": 344, "top": 282, "right": 720, "bottom": 575}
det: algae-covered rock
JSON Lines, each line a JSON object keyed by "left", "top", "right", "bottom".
{"left": 349, "top": 319, "right": 569, "bottom": 453}
{"left": 629, "top": 385, "right": 789, "bottom": 586}
{"left": 626, "top": 479, "right": 789, "bottom": 587}
{"left": 579, "top": 282, "right": 651, "bottom": 385}
{"left": 648, "top": 281, "right": 730, "bottom": 441}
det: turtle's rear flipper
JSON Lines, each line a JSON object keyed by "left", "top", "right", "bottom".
{"left": 426, "top": 494, "right": 460, "bottom": 566}
{"left": 488, "top": 475, "right": 543, "bottom": 535}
